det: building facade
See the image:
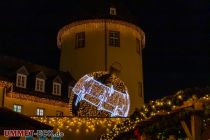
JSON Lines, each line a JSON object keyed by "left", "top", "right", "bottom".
{"left": 57, "top": 8, "right": 145, "bottom": 114}
{"left": 0, "top": 56, "right": 75, "bottom": 117}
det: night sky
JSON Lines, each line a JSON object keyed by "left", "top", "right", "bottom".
{"left": 0, "top": 0, "right": 209, "bottom": 102}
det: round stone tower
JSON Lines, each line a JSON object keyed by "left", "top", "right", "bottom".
{"left": 57, "top": 7, "right": 145, "bottom": 115}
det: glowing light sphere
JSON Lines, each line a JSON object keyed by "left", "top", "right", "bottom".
{"left": 72, "top": 71, "right": 130, "bottom": 117}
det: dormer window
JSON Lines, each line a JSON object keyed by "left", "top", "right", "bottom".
{"left": 53, "top": 82, "right": 61, "bottom": 96}
{"left": 35, "top": 71, "right": 46, "bottom": 92}
{"left": 16, "top": 66, "right": 29, "bottom": 88}
{"left": 52, "top": 75, "right": 62, "bottom": 96}
{"left": 16, "top": 73, "right": 27, "bottom": 88}
{"left": 35, "top": 78, "right": 45, "bottom": 92}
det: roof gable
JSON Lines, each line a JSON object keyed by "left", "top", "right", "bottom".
{"left": 16, "top": 66, "right": 29, "bottom": 75}
{"left": 36, "top": 71, "right": 47, "bottom": 80}
{"left": 53, "top": 75, "right": 62, "bottom": 83}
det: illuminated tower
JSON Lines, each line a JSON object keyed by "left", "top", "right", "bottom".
{"left": 57, "top": 7, "right": 145, "bottom": 114}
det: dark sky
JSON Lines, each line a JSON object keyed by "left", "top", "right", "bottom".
{"left": 0, "top": 0, "right": 209, "bottom": 102}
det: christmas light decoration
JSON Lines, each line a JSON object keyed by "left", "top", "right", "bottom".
{"left": 57, "top": 19, "right": 145, "bottom": 48}
{"left": 6, "top": 92, "right": 69, "bottom": 107}
{"left": 0, "top": 80, "right": 13, "bottom": 88}
{"left": 99, "top": 88, "right": 210, "bottom": 140}
{"left": 72, "top": 72, "right": 130, "bottom": 117}
{"left": 31, "top": 89, "right": 210, "bottom": 140}
{"left": 32, "top": 117, "right": 126, "bottom": 134}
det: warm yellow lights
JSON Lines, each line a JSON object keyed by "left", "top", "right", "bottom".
{"left": 156, "top": 101, "right": 163, "bottom": 106}
{"left": 172, "top": 105, "right": 176, "bottom": 109}
{"left": 6, "top": 92, "right": 69, "bottom": 107}
{"left": 32, "top": 117, "right": 126, "bottom": 134}
{"left": 0, "top": 81, "right": 13, "bottom": 88}
{"left": 167, "top": 100, "right": 172, "bottom": 105}
{"left": 178, "top": 95, "right": 183, "bottom": 100}
{"left": 100, "top": 93, "right": 210, "bottom": 140}
{"left": 76, "top": 129, "right": 80, "bottom": 133}
{"left": 57, "top": 19, "right": 145, "bottom": 49}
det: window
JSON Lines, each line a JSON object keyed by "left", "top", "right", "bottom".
{"left": 52, "top": 137, "right": 61, "bottom": 140}
{"left": 75, "top": 32, "right": 85, "bottom": 48}
{"left": 110, "top": 7, "right": 117, "bottom": 15}
{"left": 13, "top": 104, "right": 22, "bottom": 113}
{"left": 53, "top": 82, "right": 61, "bottom": 96}
{"left": 25, "top": 136, "right": 33, "bottom": 140}
{"left": 138, "top": 82, "right": 143, "bottom": 97}
{"left": 39, "top": 137, "right": 47, "bottom": 140}
{"left": 56, "top": 111, "right": 63, "bottom": 116}
{"left": 35, "top": 78, "right": 45, "bottom": 92}
{"left": 16, "top": 73, "right": 27, "bottom": 88}
{"left": 136, "top": 38, "right": 141, "bottom": 55}
{"left": 36, "top": 108, "right": 44, "bottom": 116}
{"left": 109, "top": 31, "right": 120, "bottom": 47}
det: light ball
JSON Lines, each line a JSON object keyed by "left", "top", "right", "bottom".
{"left": 72, "top": 71, "right": 130, "bottom": 117}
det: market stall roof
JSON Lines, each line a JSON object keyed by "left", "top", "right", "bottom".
{"left": 0, "top": 107, "right": 53, "bottom": 135}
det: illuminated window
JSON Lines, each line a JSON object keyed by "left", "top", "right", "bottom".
{"left": 13, "top": 104, "right": 22, "bottom": 113}
{"left": 16, "top": 73, "right": 27, "bottom": 88}
{"left": 39, "top": 137, "right": 47, "bottom": 140}
{"left": 25, "top": 136, "right": 33, "bottom": 140}
{"left": 36, "top": 108, "right": 44, "bottom": 116}
{"left": 138, "top": 82, "right": 143, "bottom": 97}
{"left": 109, "top": 31, "right": 120, "bottom": 47}
{"left": 110, "top": 7, "right": 117, "bottom": 15}
{"left": 75, "top": 32, "right": 85, "bottom": 48}
{"left": 53, "top": 82, "right": 61, "bottom": 96}
{"left": 52, "top": 137, "right": 61, "bottom": 140}
{"left": 35, "top": 78, "right": 45, "bottom": 92}
{"left": 136, "top": 38, "right": 141, "bottom": 55}
{"left": 56, "top": 111, "right": 63, "bottom": 116}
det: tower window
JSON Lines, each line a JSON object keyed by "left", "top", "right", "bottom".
{"left": 109, "top": 31, "right": 120, "bottom": 47}
{"left": 13, "top": 104, "right": 22, "bottom": 113}
{"left": 36, "top": 108, "right": 44, "bottom": 116}
{"left": 16, "top": 73, "right": 27, "bottom": 88}
{"left": 110, "top": 7, "right": 117, "bottom": 15}
{"left": 136, "top": 38, "right": 141, "bottom": 55}
{"left": 53, "top": 82, "right": 61, "bottom": 96}
{"left": 75, "top": 32, "right": 85, "bottom": 48}
{"left": 35, "top": 78, "right": 45, "bottom": 92}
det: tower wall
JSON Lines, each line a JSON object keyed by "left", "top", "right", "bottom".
{"left": 58, "top": 19, "right": 145, "bottom": 114}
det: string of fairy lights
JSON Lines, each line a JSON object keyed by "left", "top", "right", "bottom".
{"left": 7, "top": 92, "right": 69, "bottom": 107}
{"left": 2, "top": 78, "right": 210, "bottom": 139}
{"left": 32, "top": 117, "right": 126, "bottom": 134}
{"left": 0, "top": 80, "right": 69, "bottom": 107}
{"left": 99, "top": 89, "right": 210, "bottom": 140}
{"left": 0, "top": 80, "right": 13, "bottom": 88}
{"left": 31, "top": 88, "right": 210, "bottom": 140}
{"left": 57, "top": 19, "right": 145, "bottom": 49}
